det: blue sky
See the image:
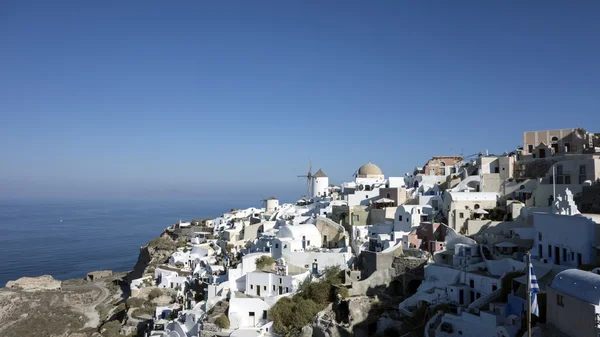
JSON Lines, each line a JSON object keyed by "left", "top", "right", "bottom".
{"left": 1, "top": 1, "right": 599, "bottom": 201}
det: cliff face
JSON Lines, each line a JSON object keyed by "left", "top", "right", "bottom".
{"left": 127, "top": 230, "right": 177, "bottom": 281}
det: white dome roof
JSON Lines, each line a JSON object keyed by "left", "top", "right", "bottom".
{"left": 357, "top": 162, "right": 383, "bottom": 177}
{"left": 551, "top": 269, "right": 600, "bottom": 305}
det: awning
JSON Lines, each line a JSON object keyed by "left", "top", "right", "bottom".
{"left": 375, "top": 197, "right": 395, "bottom": 203}
{"left": 473, "top": 208, "right": 489, "bottom": 214}
{"left": 494, "top": 241, "right": 518, "bottom": 248}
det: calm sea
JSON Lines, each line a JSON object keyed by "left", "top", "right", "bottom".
{"left": 0, "top": 199, "right": 251, "bottom": 287}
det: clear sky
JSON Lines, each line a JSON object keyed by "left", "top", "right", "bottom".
{"left": 1, "top": 1, "right": 599, "bottom": 202}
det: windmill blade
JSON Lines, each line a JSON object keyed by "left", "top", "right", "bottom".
{"left": 308, "top": 157, "right": 312, "bottom": 176}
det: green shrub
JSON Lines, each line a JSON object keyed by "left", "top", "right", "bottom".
{"left": 270, "top": 266, "right": 346, "bottom": 335}
{"left": 215, "top": 314, "right": 230, "bottom": 329}
{"left": 270, "top": 296, "right": 321, "bottom": 335}
{"left": 177, "top": 241, "right": 187, "bottom": 248}
{"left": 255, "top": 256, "right": 276, "bottom": 269}
{"left": 148, "top": 288, "right": 162, "bottom": 300}
{"left": 126, "top": 297, "right": 145, "bottom": 308}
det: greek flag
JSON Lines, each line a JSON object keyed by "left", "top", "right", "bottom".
{"left": 530, "top": 262, "right": 540, "bottom": 317}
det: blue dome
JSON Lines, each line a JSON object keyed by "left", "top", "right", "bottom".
{"left": 551, "top": 269, "right": 600, "bottom": 305}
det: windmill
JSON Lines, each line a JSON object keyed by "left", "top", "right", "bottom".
{"left": 260, "top": 197, "right": 269, "bottom": 208}
{"left": 297, "top": 158, "right": 313, "bottom": 197}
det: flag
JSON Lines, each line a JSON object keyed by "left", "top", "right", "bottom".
{"left": 530, "top": 262, "right": 540, "bottom": 317}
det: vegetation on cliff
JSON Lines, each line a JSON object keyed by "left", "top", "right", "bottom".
{"left": 269, "top": 266, "right": 345, "bottom": 336}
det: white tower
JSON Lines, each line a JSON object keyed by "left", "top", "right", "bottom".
{"left": 266, "top": 197, "right": 279, "bottom": 212}
{"left": 312, "top": 169, "right": 329, "bottom": 198}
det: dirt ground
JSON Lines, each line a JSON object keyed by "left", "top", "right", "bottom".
{"left": 0, "top": 279, "right": 120, "bottom": 337}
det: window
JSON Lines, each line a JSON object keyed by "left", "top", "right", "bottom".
{"left": 353, "top": 215, "right": 359, "bottom": 221}
{"left": 556, "top": 165, "right": 563, "bottom": 175}
{"left": 398, "top": 215, "right": 403, "bottom": 221}
{"left": 279, "top": 278, "right": 282, "bottom": 284}
{"left": 249, "top": 312, "right": 255, "bottom": 317}
{"left": 563, "top": 248, "right": 567, "bottom": 262}
{"left": 548, "top": 245, "right": 552, "bottom": 257}
{"left": 285, "top": 287, "right": 289, "bottom": 292}
{"left": 307, "top": 240, "right": 310, "bottom": 246}
{"left": 459, "top": 212, "right": 464, "bottom": 219}
{"left": 579, "top": 175, "right": 587, "bottom": 184}
{"left": 580, "top": 165, "right": 586, "bottom": 174}
{"left": 557, "top": 294, "right": 564, "bottom": 307}
{"left": 250, "top": 285, "right": 254, "bottom": 289}
{"left": 528, "top": 145, "right": 533, "bottom": 153}
{"left": 538, "top": 232, "right": 542, "bottom": 241}
{"left": 474, "top": 204, "right": 480, "bottom": 209}
{"left": 272, "top": 285, "right": 275, "bottom": 291}
{"left": 264, "top": 286, "right": 267, "bottom": 290}
{"left": 275, "top": 243, "right": 279, "bottom": 249}
{"left": 469, "top": 279, "right": 474, "bottom": 288}
{"left": 565, "top": 175, "right": 571, "bottom": 184}
{"left": 263, "top": 310, "right": 267, "bottom": 319}
{"left": 492, "top": 284, "right": 498, "bottom": 291}
{"left": 365, "top": 195, "right": 369, "bottom": 198}
{"left": 571, "top": 252, "right": 574, "bottom": 260}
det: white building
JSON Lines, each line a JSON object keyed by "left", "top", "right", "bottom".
{"left": 312, "top": 169, "right": 329, "bottom": 198}
{"left": 245, "top": 266, "right": 309, "bottom": 297}
{"left": 435, "top": 302, "right": 521, "bottom": 337}
{"left": 532, "top": 211, "right": 600, "bottom": 267}
{"left": 344, "top": 162, "right": 388, "bottom": 206}
{"left": 394, "top": 205, "right": 433, "bottom": 232}
{"left": 272, "top": 224, "right": 322, "bottom": 254}
{"left": 228, "top": 297, "right": 271, "bottom": 330}
{"left": 265, "top": 197, "right": 279, "bottom": 213}
{"left": 546, "top": 269, "right": 600, "bottom": 337}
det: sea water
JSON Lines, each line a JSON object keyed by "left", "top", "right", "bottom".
{"left": 0, "top": 199, "right": 249, "bottom": 286}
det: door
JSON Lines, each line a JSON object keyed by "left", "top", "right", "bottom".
{"left": 323, "top": 235, "right": 327, "bottom": 248}
{"left": 555, "top": 246, "right": 560, "bottom": 265}
{"left": 459, "top": 289, "right": 464, "bottom": 305}
{"left": 257, "top": 285, "right": 261, "bottom": 296}
{"left": 278, "top": 286, "right": 283, "bottom": 295}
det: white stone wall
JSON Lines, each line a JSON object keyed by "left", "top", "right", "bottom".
{"left": 533, "top": 213, "right": 598, "bottom": 267}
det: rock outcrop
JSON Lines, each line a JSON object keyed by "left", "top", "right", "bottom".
{"left": 127, "top": 231, "right": 177, "bottom": 281}
{"left": 5, "top": 275, "right": 61, "bottom": 291}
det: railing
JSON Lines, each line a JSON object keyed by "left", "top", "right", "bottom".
{"left": 467, "top": 287, "right": 502, "bottom": 310}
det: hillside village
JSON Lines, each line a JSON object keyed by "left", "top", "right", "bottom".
{"left": 115, "top": 128, "right": 600, "bottom": 337}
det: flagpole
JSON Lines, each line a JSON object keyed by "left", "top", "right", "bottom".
{"left": 527, "top": 251, "right": 531, "bottom": 337}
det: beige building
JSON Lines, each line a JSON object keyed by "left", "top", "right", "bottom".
{"left": 442, "top": 191, "right": 499, "bottom": 231}
{"left": 523, "top": 128, "right": 594, "bottom": 158}
{"left": 530, "top": 154, "right": 600, "bottom": 206}
{"left": 422, "top": 156, "right": 462, "bottom": 176}
{"left": 546, "top": 269, "right": 600, "bottom": 337}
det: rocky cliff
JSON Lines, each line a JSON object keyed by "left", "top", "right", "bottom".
{"left": 127, "top": 230, "right": 178, "bottom": 281}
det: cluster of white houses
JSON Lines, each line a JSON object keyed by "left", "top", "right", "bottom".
{"left": 132, "top": 128, "right": 600, "bottom": 337}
